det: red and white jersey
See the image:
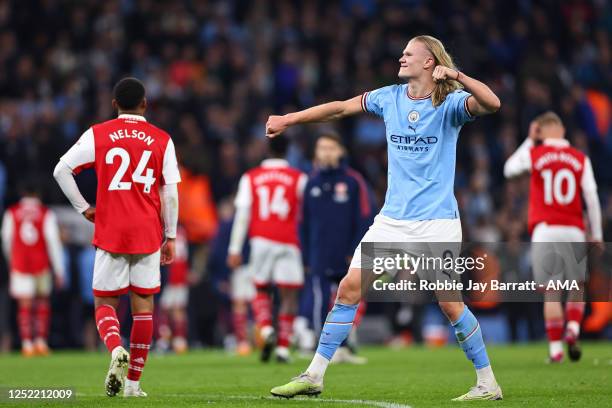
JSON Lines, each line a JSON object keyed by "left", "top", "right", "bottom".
{"left": 1, "top": 198, "right": 64, "bottom": 276}
{"left": 60, "top": 114, "right": 181, "bottom": 254}
{"left": 229, "top": 159, "right": 307, "bottom": 253}
{"left": 168, "top": 226, "right": 189, "bottom": 285}
{"left": 504, "top": 138, "right": 602, "bottom": 239}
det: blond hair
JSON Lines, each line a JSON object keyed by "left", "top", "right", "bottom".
{"left": 534, "top": 111, "right": 563, "bottom": 127}
{"left": 413, "top": 35, "right": 463, "bottom": 107}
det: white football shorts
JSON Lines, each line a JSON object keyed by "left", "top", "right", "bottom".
{"left": 92, "top": 248, "right": 161, "bottom": 297}
{"left": 249, "top": 237, "right": 304, "bottom": 288}
{"left": 10, "top": 270, "right": 52, "bottom": 298}
{"left": 531, "top": 223, "right": 587, "bottom": 285}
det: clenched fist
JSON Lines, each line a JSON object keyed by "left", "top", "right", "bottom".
{"left": 266, "top": 115, "right": 291, "bottom": 138}
{"left": 432, "top": 66, "right": 459, "bottom": 83}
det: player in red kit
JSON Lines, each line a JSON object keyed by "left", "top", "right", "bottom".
{"left": 1, "top": 181, "right": 65, "bottom": 357}
{"left": 158, "top": 225, "right": 190, "bottom": 354}
{"left": 227, "top": 137, "right": 307, "bottom": 363}
{"left": 504, "top": 111, "right": 602, "bottom": 363}
{"left": 53, "top": 78, "right": 181, "bottom": 397}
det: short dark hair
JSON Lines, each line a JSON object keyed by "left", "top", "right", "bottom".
{"left": 268, "top": 136, "right": 290, "bottom": 158}
{"left": 113, "top": 77, "right": 145, "bottom": 110}
{"left": 317, "top": 130, "right": 343, "bottom": 146}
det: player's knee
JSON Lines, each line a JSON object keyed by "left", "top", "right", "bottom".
{"left": 439, "top": 301, "right": 464, "bottom": 322}
{"left": 337, "top": 275, "right": 361, "bottom": 305}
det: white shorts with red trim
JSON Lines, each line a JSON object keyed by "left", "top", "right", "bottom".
{"left": 10, "top": 270, "right": 52, "bottom": 298}
{"left": 93, "top": 248, "right": 161, "bottom": 297}
{"left": 231, "top": 264, "right": 256, "bottom": 301}
{"left": 160, "top": 284, "right": 188, "bottom": 309}
{"left": 531, "top": 223, "right": 587, "bottom": 285}
{"left": 249, "top": 237, "right": 303, "bottom": 288}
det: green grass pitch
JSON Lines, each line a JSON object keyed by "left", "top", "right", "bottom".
{"left": 0, "top": 343, "right": 610, "bottom": 407}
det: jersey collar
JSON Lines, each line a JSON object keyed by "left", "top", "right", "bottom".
{"left": 543, "top": 138, "right": 569, "bottom": 147}
{"left": 261, "top": 158, "right": 289, "bottom": 168}
{"left": 118, "top": 114, "right": 147, "bottom": 122}
{"left": 406, "top": 85, "right": 433, "bottom": 100}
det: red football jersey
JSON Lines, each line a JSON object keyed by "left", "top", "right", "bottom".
{"left": 246, "top": 162, "right": 304, "bottom": 245}
{"left": 168, "top": 226, "right": 189, "bottom": 285}
{"left": 7, "top": 199, "right": 50, "bottom": 274}
{"left": 528, "top": 144, "right": 586, "bottom": 234}
{"left": 63, "top": 114, "right": 181, "bottom": 254}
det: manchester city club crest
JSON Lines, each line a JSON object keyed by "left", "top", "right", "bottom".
{"left": 408, "top": 110, "right": 420, "bottom": 123}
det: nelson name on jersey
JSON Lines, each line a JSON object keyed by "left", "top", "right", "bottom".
{"left": 109, "top": 128, "right": 155, "bottom": 146}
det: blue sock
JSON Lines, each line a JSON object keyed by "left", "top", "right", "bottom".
{"left": 452, "top": 306, "right": 490, "bottom": 369}
{"left": 315, "top": 303, "right": 358, "bottom": 360}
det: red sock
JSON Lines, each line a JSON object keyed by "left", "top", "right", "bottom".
{"left": 17, "top": 304, "right": 33, "bottom": 343}
{"left": 252, "top": 292, "right": 272, "bottom": 328}
{"left": 34, "top": 299, "right": 50, "bottom": 340}
{"left": 545, "top": 318, "right": 564, "bottom": 342}
{"left": 565, "top": 302, "right": 585, "bottom": 325}
{"left": 128, "top": 313, "right": 153, "bottom": 382}
{"left": 158, "top": 309, "right": 171, "bottom": 339}
{"left": 233, "top": 310, "right": 248, "bottom": 343}
{"left": 173, "top": 313, "right": 187, "bottom": 339}
{"left": 95, "top": 305, "right": 122, "bottom": 353}
{"left": 277, "top": 314, "right": 294, "bottom": 348}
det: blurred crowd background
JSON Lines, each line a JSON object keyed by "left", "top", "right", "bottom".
{"left": 0, "top": 0, "right": 611, "bottom": 351}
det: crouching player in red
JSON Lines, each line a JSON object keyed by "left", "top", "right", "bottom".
{"left": 504, "top": 111, "right": 602, "bottom": 362}
{"left": 1, "top": 182, "right": 65, "bottom": 356}
{"left": 54, "top": 78, "right": 181, "bottom": 397}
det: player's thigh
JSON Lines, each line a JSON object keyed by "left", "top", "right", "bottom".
{"left": 272, "top": 244, "right": 304, "bottom": 288}
{"left": 10, "top": 271, "right": 36, "bottom": 299}
{"left": 93, "top": 249, "right": 130, "bottom": 296}
{"left": 349, "top": 214, "right": 410, "bottom": 271}
{"left": 35, "top": 271, "right": 52, "bottom": 297}
{"left": 129, "top": 250, "right": 161, "bottom": 295}
{"left": 249, "top": 238, "right": 280, "bottom": 287}
{"left": 231, "top": 265, "right": 256, "bottom": 301}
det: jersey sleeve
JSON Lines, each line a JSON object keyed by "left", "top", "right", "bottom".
{"left": 1, "top": 210, "right": 13, "bottom": 261}
{"left": 60, "top": 128, "right": 95, "bottom": 174}
{"left": 361, "top": 86, "right": 392, "bottom": 117}
{"left": 581, "top": 157, "right": 603, "bottom": 240}
{"left": 234, "top": 174, "right": 253, "bottom": 209}
{"left": 446, "top": 90, "right": 475, "bottom": 127}
{"left": 162, "top": 138, "right": 181, "bottom": 185}
{"left": 504, "top": 138, "right": 534, "bottom": 178}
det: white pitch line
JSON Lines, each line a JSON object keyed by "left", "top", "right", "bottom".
{"left": 76, "top": 392, "right": 412, "bottom": 408}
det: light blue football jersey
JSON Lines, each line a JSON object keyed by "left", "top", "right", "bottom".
{"left": 362, "top": 84, "right": 474, "bottom": 221}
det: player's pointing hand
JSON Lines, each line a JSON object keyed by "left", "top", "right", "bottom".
{"left": 266, "top": 115, "right": 290, "bottom": 138}
{"left": 432, "top": 66, "right": 459, "bottom": 83}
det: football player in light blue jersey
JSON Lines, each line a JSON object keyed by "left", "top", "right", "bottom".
{"left": 267, "top": 35, "right": 502, "bottom": 401}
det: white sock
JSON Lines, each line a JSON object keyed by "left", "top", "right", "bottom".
{"left": 306, "top": 353, "right": 329, "bottom": 381}
{"left": 261, "top": 325, "right": 274, "bottom": 340}
{"left": 549, "top": 340, "right": 563, "bottom": 357}
{"left": 111, "top": 346, "right": 122, "bottom": 360}
{"left": 476, "top": 365, "right": 496, "bottom": 388}
{"left": 125, "top": 379, "right": 139, "bottom": 389}
{"left": 566, "top": 321, "right": 580, "bottom": 338}
{"left": 276, "top": 346, "right": 290, "bottom": 359}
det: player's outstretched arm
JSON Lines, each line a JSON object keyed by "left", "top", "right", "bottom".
{"left": 266, "top": 95, "right": 363, "bottom": 138}
{"left": 433, "top": 66, "right": 501, "bottom": 116}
